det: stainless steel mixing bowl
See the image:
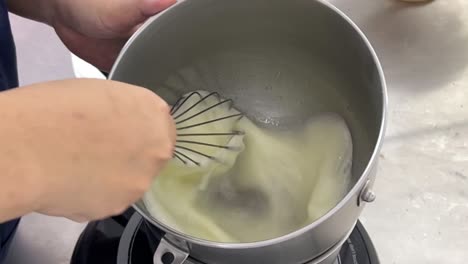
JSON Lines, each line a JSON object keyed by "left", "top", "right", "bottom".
{"left": 109, "top": 0, "right": 387, "bottom": 263}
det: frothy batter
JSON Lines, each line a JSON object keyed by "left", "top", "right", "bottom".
{"left": 143, "top": 91, "right": 353, "bottom": 243}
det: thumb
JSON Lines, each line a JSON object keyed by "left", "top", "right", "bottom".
{"left": 139, "top": 0, "right": 177, "bottom": 17}
{"left": 104, "top": 0, "right": 176, "bottom": 37}
{"left": 123, "top": 0, "right": 176, "bottom": 37}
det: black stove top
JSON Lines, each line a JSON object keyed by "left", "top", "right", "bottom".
{"left": 71, "top": 209, "right": 379, "bottom": 264}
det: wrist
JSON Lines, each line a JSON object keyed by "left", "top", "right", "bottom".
{"left": 0, "top": 89, "right": 48, "bottom": 222}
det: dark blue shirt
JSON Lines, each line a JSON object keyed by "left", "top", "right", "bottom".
{"left": 0, "top": 0, "right": 18, "bottom": 90}
{"left": 0, "top": 0, "right": 18, "bottom": 91}
{"left": 0, "top": 0, "right": 20, "bottom": 261}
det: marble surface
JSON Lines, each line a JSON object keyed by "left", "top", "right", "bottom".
{"left": 4, "top": 0, "right": 468, "bottom": 263}
{"left": 332, "top": 1, "right": 468, "bottom": 263}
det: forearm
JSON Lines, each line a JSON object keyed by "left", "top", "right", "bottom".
{"left": 6, "top": 0, "right": 56, "bottom": 24}
{"left": 0, "top": 88, "right": 44, "bottom": 222}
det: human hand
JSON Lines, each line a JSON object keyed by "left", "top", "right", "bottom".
{"left": 0, "top": 79, "right": 175, "bottom": 222}
{"left": 51, "top": 0, "right": 176, "bottom": 71}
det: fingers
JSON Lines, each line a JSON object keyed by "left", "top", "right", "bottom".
{"left": 63, "top": 0, "right": 176, "bottom": 70}
{"left": 128, "top": 0, "right": 176, "bottom": 36}
{"left": 27, "top": 80, "right": 177, "bottom": 223}
{"left": 55, "top": 23, "right": 127, "bottom": 71}
{"left": 129, "top": 0, "right": 177, "bottom": 29}
{"left": 133, "top": 88, "right": 176, "bottom": 176}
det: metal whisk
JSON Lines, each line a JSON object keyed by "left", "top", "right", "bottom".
{"left": 171, "top": 91, "right": 245, "bottom": 166}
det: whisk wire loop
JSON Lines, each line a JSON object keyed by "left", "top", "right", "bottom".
{"left": 171, "top": 91, "right": 245, "bottom": 166}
